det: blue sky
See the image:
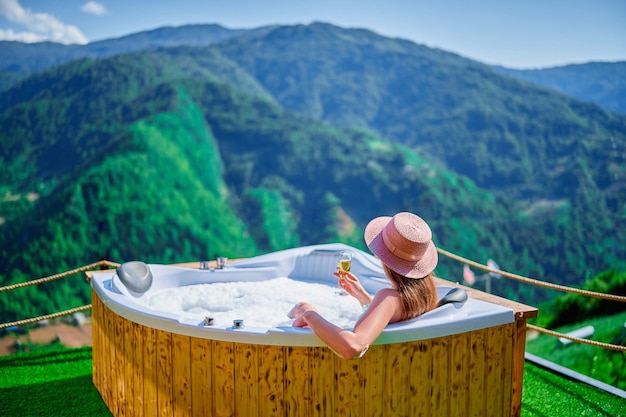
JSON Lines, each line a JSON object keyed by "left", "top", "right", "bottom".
{"left": 0, "top": 0, "right": 625, "bottom": 69}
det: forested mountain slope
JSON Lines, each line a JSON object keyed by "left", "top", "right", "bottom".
{"left": 211, "top": 23, "right": 626, "bottom": 202}
{"left": 0, "top": 53, "right": 524, "bottom": 320}
{"left": 206, "top": 23, "right": 626, "bottom": 284}
{"left": 1, "top": 23, "right": 625, "bottom": 321}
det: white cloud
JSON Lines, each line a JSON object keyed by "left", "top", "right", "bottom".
{"left": 0, "top": 27, "right": 45, "bottom": 43}
{"left": 0, "top": 0, "right": 88, "bottom": 44}
{"left": 81, "top": 2, "right": 107, "bottom": 16}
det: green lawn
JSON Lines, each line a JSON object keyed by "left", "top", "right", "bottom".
{"left": 0, "top": 347, "right": 112, "bottom": 417}
{"left": 0, "top": 346, "right": 623, "bottom": 417}
{"left": 527, "top": 311, "right": 626, "bottom": 391}
{"left": 522, "top": 361, "right": 624, "bottom": 416}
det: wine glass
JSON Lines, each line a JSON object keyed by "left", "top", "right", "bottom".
{"left": 336, "top": 251, "right": 352, "bottom": 295}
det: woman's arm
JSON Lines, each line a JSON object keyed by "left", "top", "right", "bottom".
{"left": 291, "top": 289, "right": 401, "bottom": 359}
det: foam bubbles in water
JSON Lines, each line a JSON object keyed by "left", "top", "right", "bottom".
{"left": 138, "top": 277, "right": 363, "bottom": 328}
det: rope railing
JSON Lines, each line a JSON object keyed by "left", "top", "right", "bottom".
{"left": 0, "top": 260, "right": 119, "bottom": 293}
{"left": 0, "top": 260, "right": 118, "bottom": 330}
{"left": 437, "top": 247, "right": 626, "bottom": 303}
{"left": 437, "top": 247, "right": 626, "bottom": 352}
{"left": 0, "top": 304, "right": 93, "bottom": 331}
{"left": 1, "top": 255, "right": 624, "bottom": 353}
{"left": 526, "top": 324, "right": 626, "bottom": 352}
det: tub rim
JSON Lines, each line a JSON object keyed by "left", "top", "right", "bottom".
{"left": 90, "top": 244, "right": 515, "bottom": 346}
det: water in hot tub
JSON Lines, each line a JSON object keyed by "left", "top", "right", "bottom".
{"left": 137, "top": 277, "right": 364, "bottom": 328}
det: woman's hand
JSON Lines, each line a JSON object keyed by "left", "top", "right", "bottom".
{"left": 333, "top": 270, "right": 373, "bottom": 307}
{"left": 289, "top": 301, "right": 318, "bottom": 327}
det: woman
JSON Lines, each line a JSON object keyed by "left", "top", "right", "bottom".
{"left": 290, "top": 212, "right": 439, "bottom": 359}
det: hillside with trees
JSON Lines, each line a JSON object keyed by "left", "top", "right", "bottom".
{"left": 1, "top": 23, "right": 625, "bottom": 322}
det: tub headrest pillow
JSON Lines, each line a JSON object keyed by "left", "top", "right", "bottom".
{"left": 437, "top": 287, "right": 468, "bottom": 308}
{"left": 117, "top": 261, "right": 153, "bottom": 293}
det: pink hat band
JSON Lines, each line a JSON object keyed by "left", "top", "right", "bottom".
{"left": 382, "top": 224, "right": 427, "bottom": 262}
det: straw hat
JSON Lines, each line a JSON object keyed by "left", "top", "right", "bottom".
{"left": 364, "top": 212, "right": 438, "bottom": 279}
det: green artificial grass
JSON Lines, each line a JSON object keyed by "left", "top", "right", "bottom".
{"left": 527, "top": 311, "right": 626, "bottom": 391}
{"left": 0, "top": 346, "right": 623, "bottom": 417}
{"left": 522, "top": 363, "right": 625, "bottom": 417}
{"left": 0, "top": 347, "right": 112, "bottom": 417}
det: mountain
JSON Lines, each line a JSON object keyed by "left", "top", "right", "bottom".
{"left": 205, "top": 24, "right": 626, "bottom": 277}
{"left": 0, "top": 24, "right": 275, "bottom": 91}
{"left": 0, "top": 52, "right": 521, "bottom": 320}
{"left": 494, "top": 62, "right": 626, "bottom": 115}
{"left": 2, "top": 23, "right": 624, "bottom": 116}
{"left": 209, "top": 23, "right": 626, "bottom": 200}
{"left": 1, "top": 23, "right": 625, "bottom": 320}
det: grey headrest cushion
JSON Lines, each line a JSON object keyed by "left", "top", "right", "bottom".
{"left": 116, "top": 261, "right": 153, "bottom": 293}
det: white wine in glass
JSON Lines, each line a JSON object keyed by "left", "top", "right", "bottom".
{"left": 338, "top": 259, "right": 351, "bottom": 273}
{"left": 336, "top": 251, "right": 352, "bottom": 295}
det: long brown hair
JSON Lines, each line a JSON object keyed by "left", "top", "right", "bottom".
{"left": 383, "top": 265, "right": 438, "bottom": 320}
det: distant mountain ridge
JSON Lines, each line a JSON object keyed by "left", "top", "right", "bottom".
{"left": 0, "top": 24, "right": 275, "bottom": 91}
{"left": 1, "top": 22, "right": 624, "bottom": 115}
{"left": 0, "top": 24, "right": 272, "bottom": 72}
{"left": 494, "top": 61, "right": 626, "bottom": 115}
{"left": 1, "top": 22, "right": 625, "bottom": 321}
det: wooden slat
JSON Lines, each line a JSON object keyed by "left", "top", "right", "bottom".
{"left": 334, "top": 353, "right": 360, "bottom": 416}
{"left": 212, "top": 340, "right": 235, "bottom": 417}
{"left": 91, "top": 293, "right": 100, "bottom": 397}
{"left": 408, "top": 340, "right": 431, "bottom": 417}
{"left": 143, "top": 325, "right": 158, "bottom": 417}
{"left": 172, "top": 333, "right": 192, "bottom": 417}
{"left": 511, "top": 318, "right": 527, "bottom": 417}
{"left": 191, "top": 337, "right": 212, "bottom": 417}
{"left": 430, "top": 336, "right": 450, "bottom": 416}
{"left": 258, "top": 345, "right": 284, "bottom": 417}
{"left": 310, "top": 346, "right": 335, "bottom": 417}
{"left": 468, "top": 328, "right": 487, "bottom": 417}
{"left": 501, "top": 324, "right": 514, "bottom": 417}
{"left": 284, "top": 346, "right": 311, "bottom": 416}
{"left": 123, "top": 319, "right": 135, "bottom": 416}
{"left": 114, "top": 311, "right": 126, "bottom": 416}
{"left": 385, "top": 343, "right": 409, "bottom": 416}
{"left": 157, "top": 330, "right": 173, "bottom": 417}
{"left": 96, "top": 295, "right": 105, "bottom": 400}
{"left": 132, "top": 322, "right": 144, "bottom": 416}
{"left": 91, "top": 290, "right": 100, "bottom": 392}
{"left": 449, "top": 333, "right": 469, "bottom": 417}
{"left": 93, "top": 296, "right": 103, "bottom": 404}
{"left": 104, "top": 301, "right": 113, "bottom": 411}
{"left": 486, "top": 326, "right": 504, "bottom": 417}
{"left": 362, "top": 344, "right": 385, "bottom": 416}
{"left": 235, "top": 343, "right": 259, "bottom": 417}
{"left": 104, "top": 301, "right": 116, "bottom": 412}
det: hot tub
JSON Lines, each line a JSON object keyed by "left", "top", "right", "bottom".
{"left": 90, "top": 243, "right": 530, "bottom": 416}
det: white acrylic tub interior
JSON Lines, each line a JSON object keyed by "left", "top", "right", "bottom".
{"left": 91, "top": 243, "right": 514, "bottom": 346}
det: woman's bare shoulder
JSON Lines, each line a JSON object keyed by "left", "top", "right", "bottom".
{"left": 370, "top": 288, "right": 401, "bottom": 308}
{"left": 369, "top": 288, "right": 404, "bottom": 323}
{"left": 376, "top": 288, "right": 400, "bottom": 298}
